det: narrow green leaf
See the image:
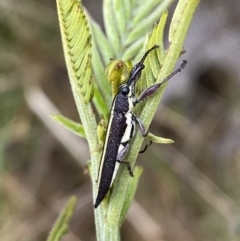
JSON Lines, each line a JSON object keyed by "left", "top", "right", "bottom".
{"left": 92, "top": 42, "right": 111, "bottom": 104}
{"left": 125, "top": 23, "right": 150, "bottom": 46}
{"left": 169, "top": 0, "right": 186, "bottom": 43}
{"left": 133, "top": 0, "right": 166, "bottom": 23}
{"left": 118, "top": 166, "right": 143, "bottom": 225}
{"left": 103, "top": 0, "right": 120, "bottom": 56}
{"left": 103, "top": 227, "right": 120, "bottom": 241}
{"left": 84, "top": 78, "right": 94, "bottom": 103}
{"left": 90, "top": 20, "right": 114, "bottom": 66}
{"left": 155, "top": 10, "right": 168, "bottom": 64}
{"left": 97, "top": 119, "right": 107, "bottom": 145}
{"left": 126, "top": 0, "right": 173, "bottom": 46}
{"left": 113, "top": 0, "right": 127, "bottom": 37}
{"left": 146, "top": 36, "right": 160, "bottom": 82}
{"left": 169, "top": 0, "right": 200, "bottom": 45}
{"left": 47, "top": 196, "right": 77, "bottom": 241}
{"left": 93, "top": 86, "right": 109, "bottom": 119}
{"left": 89, "top": 27, "right": 112, "bottom": 113}
{"left": 106, "top": 166, "right": 143, "bottom": 227}
{"left": 56, "top": 0, "right": 94, "bottom": 105}
{"left": 51, "top": 114, "right": 86, "bottom": 138}
{"left": 121, "top": 37, "right": 145, "bottom": 60}
{"left": 131, "top": 0, "right": 138, "bottom": 6}
{"left": 147, "top": 132, "right": 174, "bottom": 144}
{"left": 122, "top": 0, "right": 131, "bottom": 20}
{"left": 144, "top": 12, "right": 169, "bottom": 81}
{"left": 56, "top": 0, "right": 100, "bottom": 205}
{"left": 133, "top": 37, "right": 149, "bottom": 63}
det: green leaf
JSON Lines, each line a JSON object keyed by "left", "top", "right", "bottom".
{"left": 56, "top": 4, "right": 102, "bottom": 240}
{"left": 56, "top": 0, "right": 100, "bottom": 171}
{"left": 118, "top": 166, "right": 143, "bottom": 226}
{"left": 103, "top": 0, "right": 120, "bottom": 55}
{"left": 51, "top": 114, "right": 86, "bottom": 138}
{"left": 91, "top": 41, "right": 111, "bottom": 110}
{"left": 47, "top": 196, "right": 77, "bottom": 241}
{"left": 93, "top": 86, "right": 109, "bottom": 119}
{"left": 147, "top": 132, "right": 174, "bottom": 144}
{"left": 90, "top": 20, "right": 113, "bottom": 112}
{"left": 102, "top": 0, "right": 174, "bottom": 59}
{"left": 113, "top": 0, "right": 127, "bottom": 37}
{"left": 97, "top": 119, "right": 107, "bottom": 145}
{"left": 155, "top": 10, "right": 168, "bottom": 64}
{"left": 56, "top": 0, "right": 93, "bottom": 113}
{"left": 126, "top": 0, "right": 173, "bottom": 46}
{"left": 133, "top": 0, "right": 171, "bottom": 23}
{"left": 90, "top": 20, "right": 114, "bottom": 66}
{"left": 121, "top": 37, "right": 146, "bottom": 60}
{"left": 105, "top": 166, "right": 142, "bottom": 228}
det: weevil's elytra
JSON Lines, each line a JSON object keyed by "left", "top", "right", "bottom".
{"left": 94, "top": 45, "right": 187, "bottom": 208}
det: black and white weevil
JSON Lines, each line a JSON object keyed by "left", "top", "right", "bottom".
{"left": 95, "top": 45, "right": 187, "bottom": 208}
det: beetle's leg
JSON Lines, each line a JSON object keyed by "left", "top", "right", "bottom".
{"left": 132, "top": 113, "right": 152, "bottom": 153}
{"left": 117, "top": 142, "right": 129, "bottom": 160}
{"left": 116, "top": 143, "right": 134, "bottom": 177}
{"left": 134, "top": 83, "right": 162, "bottom": 105}
{"left": 139, "top": 141, "right": 152, "bottom": 154}
{"left": 117, "top": 160, "right": 134, "bottom": 177}
{"left": 132, "top": 114, "right": 148, "bottom": 137}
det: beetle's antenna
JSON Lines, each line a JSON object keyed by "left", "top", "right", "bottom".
{"left": 139, "top": 45, "right": 160, "bottom": 64}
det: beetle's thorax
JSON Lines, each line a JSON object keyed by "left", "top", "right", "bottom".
{"left": 112, "top": 83, "right": 135, "bottom": 114}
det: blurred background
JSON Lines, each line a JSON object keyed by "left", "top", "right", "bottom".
{"left": 1, "top": 0, "right": 240, "bottom": 240}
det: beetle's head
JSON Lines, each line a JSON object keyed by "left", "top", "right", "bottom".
{"left": 126, "top": 45, "right": 159, "bottom": 94}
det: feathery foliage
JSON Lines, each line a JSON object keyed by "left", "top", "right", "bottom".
{"left": 54, "top": 0, "right": 200, "bottom": 240}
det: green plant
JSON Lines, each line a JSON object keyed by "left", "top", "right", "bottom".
{"left": 47, "top": 196, "right": 77, "bottom": 241}
{"left": 51, "top": 0, "right": 200, "bottom": 240}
